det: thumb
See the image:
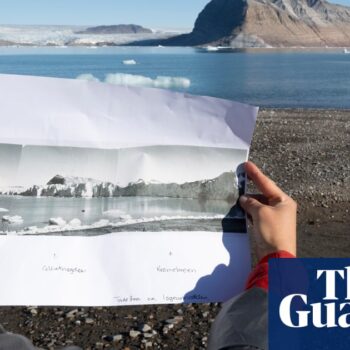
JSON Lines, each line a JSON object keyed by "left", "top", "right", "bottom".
{"left": 239, "top": 195, "right": 264, "bottom": 218}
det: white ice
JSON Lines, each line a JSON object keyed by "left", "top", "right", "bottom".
{"left": 206, "top": 46, "right": 219, "bottom": 51}
{"left": 122, "top": 59, "right": 137, "bottom": 65}
{"left": 69, "top": 218, "right": 82, "bottom": 227}
{"left": 0, "top": 25, "right": 178, "bottom": 47}
{"left": 76, "top": 74, "right": 99, "bottom": 82}
{"left": 49, "top": 217, "right": 67, "bottom": 226}
{"left": 76, "top": 73, "right": 191, "bottom": 89}
{"left": 2, "top": 214, "right": 225, "bottom": 236}
{"left": 105, "top": 73, "right": 191, "bottom": 89}
{"left": 2, "top": 215, "right": 23, "bottom": 224}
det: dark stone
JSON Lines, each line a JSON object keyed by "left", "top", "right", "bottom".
{"left": 47, "top": 175, "right": 66, "bottom": 185}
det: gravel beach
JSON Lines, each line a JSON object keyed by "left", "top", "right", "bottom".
{"left": 0, "top": 108, "right": 349, "bottom": 349}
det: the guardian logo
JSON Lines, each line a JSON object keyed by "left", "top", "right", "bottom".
{"left": 269, "top": 259, "right": 350, "bottom": 350}
{"left": 279, "top": 267, "right": 350, "bottom": 328}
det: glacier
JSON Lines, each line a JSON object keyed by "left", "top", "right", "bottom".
{"left": 0, "top": 25, "right": 180, "bottom": 47}
{"left": 6, "top": 172, "right": 238, "bottom": 202}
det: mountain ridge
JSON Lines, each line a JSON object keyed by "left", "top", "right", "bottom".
{"left": 156, "top": 0, "right": 350, "bottom": 47}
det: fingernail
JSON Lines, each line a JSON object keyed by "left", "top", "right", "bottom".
{"left": 239, "top": 195, "right": 248, "bottom": 204}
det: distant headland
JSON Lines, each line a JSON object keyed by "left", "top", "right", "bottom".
{"left": 1, "top": 0, "right": 350, "bottom": 48}
{"left": 130, "top": 0, "right": 350, "bottom": 48}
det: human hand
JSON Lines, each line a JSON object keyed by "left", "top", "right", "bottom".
{"left": 239, "top": 161, "right": 297, "bottom": 260}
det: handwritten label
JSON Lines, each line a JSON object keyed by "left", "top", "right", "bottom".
{"left": 157, "top": 266, "right": 197, "bottom": 273}
{"left": 113, "top": 295, "right": 142, "bottom": 304}
{"left": 163, "top": 294, "right": 208, "bottom": 303}
{"left": 42, "top": 265, "right": 86, "bottom": 274}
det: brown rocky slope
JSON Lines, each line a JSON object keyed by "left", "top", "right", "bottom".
{"left": 160, "top": 0, "right": 350, "bottom": 47}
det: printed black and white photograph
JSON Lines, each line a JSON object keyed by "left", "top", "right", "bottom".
{"left": 0, "top": 143, "right": 248, "bottom": 235}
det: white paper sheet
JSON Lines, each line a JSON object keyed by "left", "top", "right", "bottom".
{"left": 0, "top": 74, "right": 258, "bottom": 306}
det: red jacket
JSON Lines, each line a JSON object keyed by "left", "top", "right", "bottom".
{"left": 245, "top": 250, "right": 296, "bottom": 291}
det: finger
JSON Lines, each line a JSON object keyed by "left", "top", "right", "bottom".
{"left": 239, "top": 195, "right": 264, "bottom": 218}
{"left": 245, "top": 161, "right": 285, "bottom": 199}
{"left": 245, "top": 194, "right": 269, "bottom": 205}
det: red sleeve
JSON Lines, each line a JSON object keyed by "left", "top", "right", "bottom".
{"left": 245, "top": 250, "right": 296, "bottom": 291}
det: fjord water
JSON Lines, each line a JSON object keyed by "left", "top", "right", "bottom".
{"left": 0, "top": 47, "right": 349, "bottom": 108}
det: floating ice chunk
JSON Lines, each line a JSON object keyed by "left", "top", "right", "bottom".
{"left": 122, "top": 59, "right": 137, "bottom": 65}
{"left": 105, "top": 73, "right": 191, "bottom": 89}
{"left": 6, "top": 218, "right": 113, "bottom": 235}
{"left": 49, "top": 217, "right": 66, "bottom": 226}
{"left": 121, "top": 214, "right": 132, "bottom": 220}
{"left": 103, "top": 209, "right": 132, "bottom": 221}
{"left": 76, "top": 74, "right": 100, "bottom": 82}
{"left": 2, "top": 215, "right": 23, "bottom": 224}
{"left": 24, "top": 226, "right": 39, "bottom": 233}
{"left": 0, "top": 208, "right": 9, "bottom": 212}
{"left": 91, "top": 219, "right": 110, "bottom": 227}
{"left": 103, "top": 209, "right": 125, "bottom": 217}
{"left": 69, "top": 218, "right": 82, "bottom": 227}
{"left": 76, "top": 73, "right": 191, "bottom": 89}
{"left": 206, "top": 46, "right": 219, "bottom": 51}
{"left": 154, "top": 76, "right": 191, "bottom": 89}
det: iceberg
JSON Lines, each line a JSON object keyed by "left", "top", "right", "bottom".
{"left": 105, "top": 73, "right": 191, "bottom": 89}
{"left": 2, "top": 215, "right": 23, "bottom": 224}
{"left": 122, "top": 59, "right": 137, "bottom": 65}
{"left": 76, "top": 74, "right": 99, "bottom": 82}
{"left": 49, "top": 217, "right": 67, "bottom": 226}
{"left": 69, "top": 218, "right": 82, "bottom": 227}
{"left": 76, "top": 73, "right": 191, "bottom": 89}
{"left": 206, "top": 46, "right": 219, "bottom": 51}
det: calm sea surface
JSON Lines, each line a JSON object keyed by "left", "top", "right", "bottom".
{"left": 0, "top": 47, "right": 349, "bottom": 108}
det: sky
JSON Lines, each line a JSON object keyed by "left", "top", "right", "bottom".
{"left": 0, "top": 144, "right": 244, "bottom": 187}
{"left": 0, "top": 0, "right": 348, "bottom": 29}
{"left": 0, "top": 0, "right": 210, "bottom": 30}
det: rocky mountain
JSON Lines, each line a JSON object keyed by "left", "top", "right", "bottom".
{"left": 76, "top": 24, "right": 152, "bottom": 35}
{"left": 159, "top": 0, "right": 350, "bottom": 47}
{"left": 17, "top": 172, "right": 238, "bottom": 201}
